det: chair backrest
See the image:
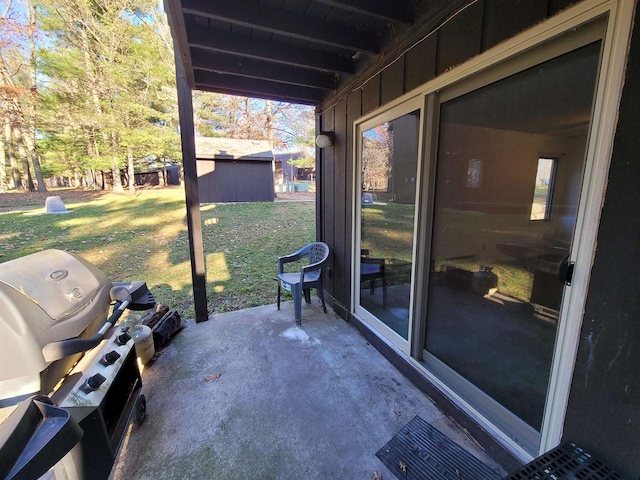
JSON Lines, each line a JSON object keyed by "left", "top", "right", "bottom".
{"left": 308, "top": 242, "right": 330, "bottom": 266}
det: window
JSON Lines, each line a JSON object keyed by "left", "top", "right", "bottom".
{"left": 530, "top": 158, "right": 557, "bottom": 220}
{"left": 355, "top": 104, "right": 422, "bottom": 351}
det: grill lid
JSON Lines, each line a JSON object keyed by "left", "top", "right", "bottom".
{"left": 0, "top": 250, "right": 102, "bottom": 322}
{"left": 0, "top": 250, "right": 113, "bottom": 402}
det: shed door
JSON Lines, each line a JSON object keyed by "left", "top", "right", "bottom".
{"left": 422, "top": 38, "right": 602, "bottom": 453}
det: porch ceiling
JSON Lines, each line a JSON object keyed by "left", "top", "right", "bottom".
{"left": 163, "top": 0, "right": 459, "bottom": 105}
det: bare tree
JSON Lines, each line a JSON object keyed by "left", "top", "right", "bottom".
{"left": 4, "top": 117, "right": 21, "bottom": 189}
{"left": 25, "top": 0, "right": 46, "bottom": 191}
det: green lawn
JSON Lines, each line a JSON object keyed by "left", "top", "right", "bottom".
{"left": 0, "top": 188, "right": 315, "bottom": 319}
{"left": 361, "top": 202, "right": 543, "bottom": 302}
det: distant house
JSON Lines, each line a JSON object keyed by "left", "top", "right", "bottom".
{"left": 132, "top": 165, "right": 180, "bottom": 187}
{"left": 195, "top": 137, "right": 274, "bottom": 203}
{"left": 274, "top": 151, "right": 315, "bottom": 184}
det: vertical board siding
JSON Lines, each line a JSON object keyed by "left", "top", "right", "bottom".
{"left": 548, "top": 0, "right": 578, "bottom": 15}
{"left": 332, "top": 99, "right": 348, "bottom": 306}
{"left": 562, "top": 6, "right": 640, "bottom": 477}
{"left": 345, "top": 89, "right": 362, "bottom": 313}
{"left": 436, "top": 0, "right": 484, "bottom": 75}
{"left": 322, "top": 108, "right": 336, "bottom": 295}
{"left": 381, "top": 57, "right": 405, "bottom": 105}
{"left": 481, "top": 0, "right": 549, "bottom": 51}
{"left": 362, "top": 74, "right": 382, "bottom": 114}
{"left": 404, "top": 35, "right": 438, "bottom": 93}
{"left": 196, "top": 160, "right": 274, "bottom": 203}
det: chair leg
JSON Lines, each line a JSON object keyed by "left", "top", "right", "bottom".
{"left": 317, "top": 282, "right": 327, "bottom": 314}
{"left": 277, "top": 282, "right": 281, "bottom": 310}
{"left": 303, "top": 288, "right": 311, "bottom": 304}
{"left": 293, "top": 284, "right": 302, "bottom": 325}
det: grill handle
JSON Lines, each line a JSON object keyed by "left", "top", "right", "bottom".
{"left": 42, "top": 287, "right": 131, "bottom": 363}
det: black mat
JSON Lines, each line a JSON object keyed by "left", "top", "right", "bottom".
{"left": 376, "top": 416, "right": 501, "bottom": 480}
{"left": 502, "top": 442, "right": 623, "bottom": 479}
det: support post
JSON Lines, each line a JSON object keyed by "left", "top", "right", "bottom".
{"left": 174, "top": 51, "right": 209, "bottom": 323}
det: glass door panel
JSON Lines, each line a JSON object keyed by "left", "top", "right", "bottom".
{"left": 359, "top": 110, "right": 420, "bottom": 341}
{"left": 424, "top": 41, "right": 601, "bottom": 440}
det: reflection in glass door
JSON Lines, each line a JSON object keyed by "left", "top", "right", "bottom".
{"left": 423, "top": 41, "right": 602, "bottom": 451}
{"left": 358, "top": 109, "right": 420, "bottom": 343}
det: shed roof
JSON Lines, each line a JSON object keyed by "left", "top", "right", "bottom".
{"left": 195, "top": 137, "right": 274, "bottom": 161}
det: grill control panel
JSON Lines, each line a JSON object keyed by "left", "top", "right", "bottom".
{"left": 100, "top": 350, "right": 121, "bottom": 366}
{"left": 51, "top": 325, "right": 143, "bottom": 480}
{"left": 56, "top": 327, "right": 136, "bottom": 409}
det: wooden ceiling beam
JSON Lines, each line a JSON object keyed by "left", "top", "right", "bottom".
{"left": 187, "top": 24, "right": 355, "bottom": 74}
{"left": 312, "top": 0, "right": 413, "bottom": 24}
{"left": 181, "top": 0, "right": 379, "bottom": 54}
{"left": 194, "top": 70, "right": 324, "bottom": 105}
{"left": 191, "top": 49, "right": 336, "bottom": 91}
{"left": 163, "top": 0, "right": 195, "bottom": 87}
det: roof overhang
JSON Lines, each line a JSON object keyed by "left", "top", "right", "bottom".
{"left": 164, "top": 0, "right": 461, "bottom": 106}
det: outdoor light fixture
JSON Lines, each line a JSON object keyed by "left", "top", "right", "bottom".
{"left": 315, "top": 132, "right": 334, "bottom": 148}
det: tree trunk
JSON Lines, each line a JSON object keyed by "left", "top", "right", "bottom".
{"left": 4, "top": 119, "right": 22, "bottom": 190}
{"left": 0, "top": 134, "right": 6, "bottom": 192}
{"left": 245, "top": 97, "right": 252, "bottom": 138}
{"left": 160, "top": 158, "right": 167, "bottom": 186}
{"left": 128, "top": 146, "right": 135, "bottom": 194}
{"left": 22, "top": 132, "right": 45, "bottom": 192}
{"left": 265, "top": 100, "right": 274, "bottom": 149}
{"left": 13, "top": 126, "right": 35, "bottom": 191}
{"left": 112, "top": 161, "right": 123, "bottom": 191}
{"left": 111, "top": 132, "right": 123, "bottom": 191}
{"left": 25, "top": 0, "right": 46, "bottom": 192}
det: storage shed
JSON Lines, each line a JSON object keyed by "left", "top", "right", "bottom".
{"left": 195, "top": 137, "right": 274, "bottom": 203}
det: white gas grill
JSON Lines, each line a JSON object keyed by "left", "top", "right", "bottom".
{"left": 0, "top": 249, "right": 155, "bottom": 480}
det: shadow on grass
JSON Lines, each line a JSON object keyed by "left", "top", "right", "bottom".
{"left": 0, "top": 189, "right": 316, "bottom": 319}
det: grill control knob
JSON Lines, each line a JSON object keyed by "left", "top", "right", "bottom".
{"left": 116, "top": 327, "right": 132, "bottom": 346}
{"left": 80, "top": 373, "right": 106, "bottom": 393}
{"left": 100, "top": 350, "right": 121, "bottom": 366}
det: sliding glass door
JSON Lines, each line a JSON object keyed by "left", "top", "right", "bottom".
{"left": 355, "top": 102, "right": 422, "bottom": 352}
{"left": 351, "top": 8, "right": 623, "bottom": 457}
{"left": 423, "top": 39, "right": 602, "bottom": 451}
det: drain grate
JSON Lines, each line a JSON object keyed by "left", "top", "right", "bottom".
{"left": 502, "top": 442, "right": 622, "bottom": 480}
{"left": 376, "top": 416, "right": 501, "bottom": 480}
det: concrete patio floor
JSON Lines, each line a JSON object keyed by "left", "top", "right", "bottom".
{"left": 111, "top": 300, "right": 505, "bottom": 480}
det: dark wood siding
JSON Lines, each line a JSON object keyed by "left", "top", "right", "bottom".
{"left": 332, "top": 98, "right": 348, "bottom": 306}
{"left": 362, "top": 73, "right": 381, "bottom": 115}
{"left": 316, "top": 0, "right": 640, "bottom": 475}
{"left": 197, "top": 159, "right": 274, "bottom": 203}
{"left": 562, "top": 5, "right": 640, "bottom": 477}
{"left": 318, "top": 0, "right": 578, "bottom": 314}
{"left": 436, "top": 0, "right": 484, "bottom": 75}
{"left": 481, "top": 0, "right": 548, "bottom": 51}
{"left": 344, "top": 89, "right": 361, "bottom": 315}
{"left": 404, "top": 34, "right": 437, "bottom": 93}
{"left": 320, "top": 108, "right": 335, "bottom": 295}
{"left": 381, "top": 58, "right": 405, "bottom": 105}
{"left": 548, "top": 0, "right": 577, "bottom": 15}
